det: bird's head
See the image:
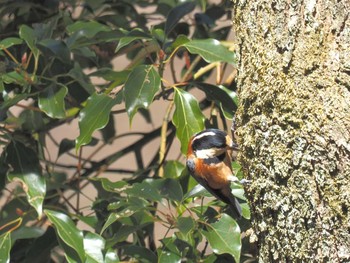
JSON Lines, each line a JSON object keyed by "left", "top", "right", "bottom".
{"left": 187, "top": 129, "right": 238, "bottom": 158}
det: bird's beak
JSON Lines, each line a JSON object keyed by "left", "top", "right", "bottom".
{"left": 225, "top": 135, "right": 239, "bottom": 151}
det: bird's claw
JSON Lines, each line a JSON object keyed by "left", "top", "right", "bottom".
{"left": 228, "top": 176, "right": 251, "bottom": 185}
{"left": 239, "top": 178, "right": 251, "bottom": 185}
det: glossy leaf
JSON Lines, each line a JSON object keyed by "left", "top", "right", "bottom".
{"left": 170, "top": 35, "right": 190, "bottom": 50}
{"left": 91, "top": 177, "right": 127, "bottom": 193}
{"left": 68, "top": 62, "right": 95, "bottom": 95}
{"left": 194, "top": 83, "right": 237, "bottom": 119}
{"left": 38, "top": 39, "right": 70, "bottom": 62}
{"left": 11, "top": 226, "right": 45, "bottom": 243}
{"left": 0, "top": 37, "right": 23, "bottom": 49}
{"left": 230, "top": 183, "right": 246, "bottom": 201}
{"left": 151, "top": 178, "right": 183, "bottom": 202}
{"left": 84, "top": 232, "right": 105, "bottom": 263}
{"left": 66, "top": 21, "right": 111, "bottom": 37}
{"left": 122, "top": 245, "right": 157, "bottom": 263}
{"left": 172, "top": 88, "right": 205, "bottom": 154}
{"left": 124, "top": 65, "right": 161, "bottom": 123}
{"left": 184, "top": 184, "right": 211, "bottom": 200}
{"left": 0, "top": 232, "right": 11, "bottom": 263}
{"left": 66, "top": 21, "right": 111, "bottom": 48}
{"left": 76, "top": 92, "right": 120, "bottom": 150}
{"left": 38, "top": 83, "right": 67, "bottom": 119}
{"left": 164, "top": 160, "right": 185, "bottom": 178}
{"left": 158, "top": 236, "right": 182, "bottom": 263}
{"left": 1, "top": 71, "right": 28, "bottom": 86}
{"left": 177, "top": 217, "right": 195, "bottom": 236}
{"left": 101, "top": 210, "right": 136, "bottom": 235}
{"left": 19, "top": 25, "right": 40, "bottom": 59}
{"left": 165, "top": 2, "right": 196, "bottom": 36}
{"left": 115, "top": 29, "right": 152, "bottom": 53}
{"left": 182, "top": 39, "right": 236, "bottom": 64}
{"left": 89, "top": 68, "right": 130, "bottom": 83}
{"left": 125, "top": 180, "right": 163, "bottom": 202}
{"left": 6, "top": 140, "right": 45, "bottom": 218}
{"left": 19, "top": 110, "right": 45, "bottom": 132}
{"left": 45, "top": 209, "right": 85, "bottom": 262}
{"left": 100, "top": 114, "right": 115, "bottom": 143}
{"left": 202, "top": 214, "right": 241, "bottom": 262}
{"left": 240, "top": 203, "right": 251, "bottom": 220}
{"left": 105, "top": 249, "right": 119, "bottom": 263}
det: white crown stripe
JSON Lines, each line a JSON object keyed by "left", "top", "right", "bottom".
{"left": 192, "top": 131, "right": 216, "bottom": 141}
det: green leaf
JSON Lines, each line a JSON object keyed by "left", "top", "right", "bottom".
{"left": 124, "top": 65, "right": 161, "bottom": 124}
{"left": 11, "top": 226, "right": 45, "bottom": 243}
{"left": 19, "top": 110, "right": 45, "bottom": 132}
{"left": 66, "top": 21, "right": 111, "bottom": 49}
{"left": 90, "top": 177, "right": 127, "bottom": 193}
{"left": 100, "top": 114, "right": 115, "bottom": 143}
{"left": 105, "top": 249, "right": 119, "bottom": 263}
{"left": 164, "top": 2, "right": 196, "bottom": 36}
{"left": 38, "top": 83, "right": 67, "bottom": 119}
{"left": 89, "top": 68, "right": 130, "bottom": 83}
{"left": 240, "top": 203, "right": 251, "bottom": 220}
{"left": 100, "top": 210, "right": 136, "bottom": 235}
{"left": 177, "top": 217, "right": 195, "bottom": 236}
{"left": 202, "top": 214, "right": 241, "bottom": 262}
{"left": 182, "top": 39, "right": 236, "bottom": 64}
{"left": 45, "top": 209, "right": 85, "bottom": 262}
{"left": 164, "top": 160, "right": 185, "bottom": 178}
{"left": 66, "top": 21, "right": 111, "bottom": 37}
{"left": 184, "top": 184, "right": 210, "bottom": 200}
{"left": 194, "top": 83, "right": 237, "bottom": 119}
{"left": 68, "top": 62, "right": 95, "bottom": 95}
{"left": 115, "top": 28, "right": 152, "bottom": 53}
{"left": 158, "top": 236, "right": 182, "bottom": 263}
{"left": 0, "top": 93, "right": 28, "bottom": 111}
{"left": 125, "top": 180, "right": 163, "bottom": 202}
{"left": 1, "top": 71, "right": 28, "bottom": 86}
{"left": 38, "top": 39, "right": 71, "bottom": 63}
{"left": 151, "top": 178, "right": 183, "bottom": 202}
{"left": 172, "top": 88, "right": 205, "bottom": 154}
{"left": 19, "top": 25, "right": 40, "bottom": 59}
{"left": 170, "top": 35, "right": 190, "bottom": 50}
{"left": 76, "top": 92, "right": 120, "bottom": 150}
{"left": 0, "top": 37, "right": 23, "bottom": 49}
{"left": 230, "top": 182, "right": 246, "bottom": 201}
{"left": 121, "top": 245, "right": 157, "bottom": 263}
{"left": 84, "top": 232, "right": 105, "bottom": 263}
{"left": 6, "top": 140, "right": 45, "bottom": 218}
{"left": 0, "top": 232, "right": 11, "bottom": 263}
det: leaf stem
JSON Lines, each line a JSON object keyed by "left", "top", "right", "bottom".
{"left": 0, "top": 217, "right": 23, "bottom": 232}
{"left": 1, "top": 47, "right": 20, "bottom": 64}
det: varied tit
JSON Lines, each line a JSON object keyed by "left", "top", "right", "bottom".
{"left": 186, "top": 128, "right": 242, "bottom": 218}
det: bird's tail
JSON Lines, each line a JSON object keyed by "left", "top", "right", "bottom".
{"left": 228, "top": 195, "right": 242, "bottom": 219}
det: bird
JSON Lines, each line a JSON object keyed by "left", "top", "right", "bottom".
{"left": 186, "top": 128, "right": 242, "bottom": 218}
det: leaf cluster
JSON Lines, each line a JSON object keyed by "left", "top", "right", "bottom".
{"left": 0, "top": 1, "right": 253, "bottom": 262}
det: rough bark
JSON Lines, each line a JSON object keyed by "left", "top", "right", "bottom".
{"left": 232, "top": 0, "right": 350, "bottom": 262}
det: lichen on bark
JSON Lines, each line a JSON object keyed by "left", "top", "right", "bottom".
{"left": 232, "top": 0, "right": 350, "bottom": 261}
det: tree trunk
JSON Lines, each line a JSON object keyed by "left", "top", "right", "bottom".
{"left": 232, "top": 0, "right": 350, "bottom": 261}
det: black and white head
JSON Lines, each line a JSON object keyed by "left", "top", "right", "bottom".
{"left": 189, "top": 129, "right": 237, "bottom": 158}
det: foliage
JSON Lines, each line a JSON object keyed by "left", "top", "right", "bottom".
{"left": 0, "top": 0, "right": 252, "bottom": 262}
